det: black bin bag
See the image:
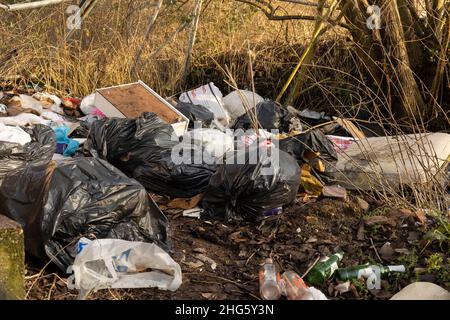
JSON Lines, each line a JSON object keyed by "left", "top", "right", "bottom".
{"left": 202, "top": 146, "right": 300, "bottom": 221}
{"left": 0, "top": 157, "right": 169, "bottom": 270}
{"left": 0, "top": 124, "right": 55, "bottom": 181}
{"left": 278, "top": 129, "right": 338, "bottom": 164}
{"left": 85, "top": 112, "right": 217, "bottom": 198}
{"left": 175, "top": 102, "right": 214, "bottom": 128}
{"left": 233, "top": 100, "right": 301, "bottom": 133}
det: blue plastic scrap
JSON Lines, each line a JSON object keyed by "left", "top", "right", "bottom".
{"left": 53, "top": 126, "right": 80, "bottom": 157}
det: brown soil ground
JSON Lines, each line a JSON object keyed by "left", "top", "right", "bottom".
{"left": 25, "top": 194, "right": 450, "bottom": 300}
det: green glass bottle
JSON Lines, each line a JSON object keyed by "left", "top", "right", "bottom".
{"left": 337, "top": 264, "right": 406, "bottom": 281}
{"left": 306, "top": 252, "right": 344, "bottom": 286}
{"left": 336, "top": 263, "right": 371, "bottom": 281}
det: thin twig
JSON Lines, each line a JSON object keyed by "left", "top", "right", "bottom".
{"left": 369, "top": 237, "right": 383, "bottom": 263}
{"left": 301, "top": 255, "right": 320, "bottom": 279}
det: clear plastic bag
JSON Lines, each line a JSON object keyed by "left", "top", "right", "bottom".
{"left": 67, "top": 238, "right": 182, "bottom": 299}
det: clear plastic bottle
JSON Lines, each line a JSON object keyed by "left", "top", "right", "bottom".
{"left": 259, "top": 258, "right": 281, "bottom": 300}
{"left": 281, "top": 271, "right": 314, "bottom": 300}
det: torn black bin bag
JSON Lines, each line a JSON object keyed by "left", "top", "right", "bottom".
{"left": 233, "top": 100, "right": 298, "bottom": 133}
{"left": 85, "top": 112, "right": 217, "bottom": 198}
{"left": 202, "top": 146, "right": 300, "bottom": 221}
{"left": 278, "top": 129, "right": 338, "bottom": 164}
{"left": 0, "top": 157, "right": 169, "bottom": 270}
{"left": 0, "top": 124, "right": 55, "bottom": 181}
{"left": 175, "top": 102, "right": 214, "bottom": 128}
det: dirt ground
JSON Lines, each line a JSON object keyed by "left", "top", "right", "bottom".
{"left": 25, "top": 194, "right": 450, "bottom": 300}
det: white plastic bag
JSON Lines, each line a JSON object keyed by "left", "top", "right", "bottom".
{"left": 80, "top": 93, "right": 96, "bottom": 115}
{"left": 179, "top": 83, "right": 230, "bottom": 127}
{"left": 67, "top": 238, "right": 182, "bottom": 299}
{"left": 0, "top": 123, "right": 32, "bottom": 145}
{"left": 0, "top": 113, "right": 51, "bottom": 126}
{"left": 183, "top": 128, "right": 234, "bottom": 159}
{"left": 223, "top": 90, "right": 264, "bottom": 123}
{"left": 9, "top": 94, "right": 44, "bottom": 115}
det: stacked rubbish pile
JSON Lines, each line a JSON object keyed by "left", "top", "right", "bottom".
{"left": 0, "top": 81, "right": 449, "bottom": 300}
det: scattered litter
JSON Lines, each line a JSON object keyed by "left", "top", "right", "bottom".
{"left": 183, "top": 207, "right": 203, "bottom": 219}
{"left": 379, "top": 242, "right": 395, "bottom": 261}
{"left": 334, "top": 281, "right": 351, "bottom": 295}
{"left": 182, "top": 128, "right": 234, "bottom": 159}
{"left": 305, "top": 252, "right": 343, "bottom": 286}
{"left": 259, "top": 258, "right": 281, "bottom": 300}
{"left": 322, "top": 185, "right": 347, "bottom": 199}
{"left": 164, "top": 194, "right": 203, "bottom": 210}
{"left": 8, "top": 94, "right": 44, "bottom": 115}
{"left": 0, "top": 112, "right": 51, "bottom": 126}
{"left": 33, "top": 92, "right": 64, "bottom": 114}
{"left": 195, "top": 254, "right": 217, "bottom": 270}
{"left": 280, "top": 271, "right": 313, "bottom": 300}
{"left": 336, "top": 264, "right": 405, "bottom": 289}
{"left": 53, "top": 126, "right": 80, "bottom": 157}
{"left": 183, "top": 260, "right": 204, "bottom": 269}
{"left": 67, "top": 238, "right": 182, "bottom": 299}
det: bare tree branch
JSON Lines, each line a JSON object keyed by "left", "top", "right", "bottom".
{"left": 0, "top": 0, "right": 71, "bottom": 11}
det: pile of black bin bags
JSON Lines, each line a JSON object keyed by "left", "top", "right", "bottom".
{"left": 0, "top": 124, "right": 169, "bottom": 270}
{"left": 85, "top": 112, "right": 217, "bottom": 198}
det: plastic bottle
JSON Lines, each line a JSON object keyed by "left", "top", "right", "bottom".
{"left": 306, "top": 252, "right": 344, "bottom": 286}
{"left": 259, "top": 258, "right": 281, "bottom": 300}
{"left": 281, "top": 271, "right": 313, "bottom": 300}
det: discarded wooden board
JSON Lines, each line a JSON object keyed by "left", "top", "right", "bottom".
{"left": 94, "top": 81, "right": 189, "bottom": 136}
